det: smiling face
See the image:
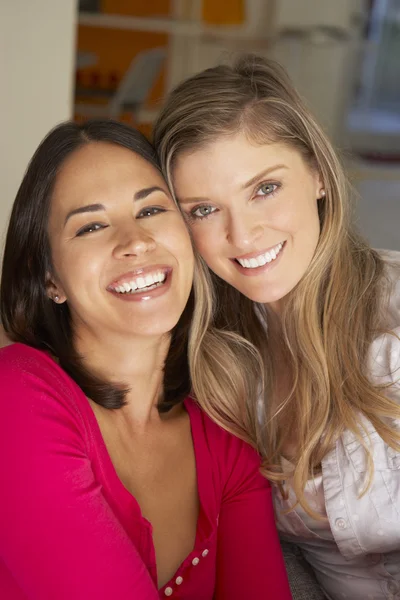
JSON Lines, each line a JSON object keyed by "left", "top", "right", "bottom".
{"left": 173, "top": 133, "right": 323, "bottom": 308}
{"left": 47, "top": 141, "right": 194, "bottom": 341}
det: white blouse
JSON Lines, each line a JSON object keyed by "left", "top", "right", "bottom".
{"left": 274, "top": 250, "right": 400, "bottom": 600}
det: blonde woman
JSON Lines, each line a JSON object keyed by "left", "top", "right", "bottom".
{"left": 0, "top": 120, "right": 292, "bottom": 599}
{"left": 153, "top": 55, "right": 400, "bottom": 600}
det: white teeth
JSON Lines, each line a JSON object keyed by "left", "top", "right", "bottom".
{"left": 236, "top": 242, "right": 284, "bottom": 269}
{"left": 111, "top": 271, "right": 167, "bottom": 293}
{"left": 145, "top": 275, "right": 154, "bottom": 287}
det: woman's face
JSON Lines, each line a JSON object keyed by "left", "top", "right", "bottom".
{"left": 173, "top": 133, "right": 322, "bottom": 308}
{"left": 47, "top": 141, "right": 194, "bottom": 340}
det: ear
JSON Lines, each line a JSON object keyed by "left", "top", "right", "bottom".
{"left": 315, "top": 172, "right": 325, "bottom": 200}
{"left": 45, "top": 273, "right": 67, "bottom": 305}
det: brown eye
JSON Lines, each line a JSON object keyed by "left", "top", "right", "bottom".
{"left": 76, "top": 223, "right": 106, "bottom": 236}
{"left": 137, "top": 206, "right": 165, "bottom": 219}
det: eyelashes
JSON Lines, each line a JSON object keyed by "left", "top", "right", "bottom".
{"left": 75, "top": 206, "right": 167, "bottom": 236}
{"left": 186, "top": 180, "right": 281, "bottom": 222}
{"left": 136, "top": 206, "right": 166, "bottom": 219}
{"left": 76, "top": 223, "right": 107, "bottom": 236}
{"left": 254, "top": 182, "right": 280, "bottom": 197}
{"left": 187, "top": 205, "right": 218, "bottom": 222}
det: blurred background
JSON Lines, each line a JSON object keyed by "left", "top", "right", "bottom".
{"left": 1, "top": 0, "right": 399, "bottom": 252}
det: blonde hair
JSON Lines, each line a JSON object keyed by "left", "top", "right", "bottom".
{"left": 154, "top": 54, "right": 400, "bottom": 515}
{"left": 189, "top": 252, "right": 264, "bottom": 452}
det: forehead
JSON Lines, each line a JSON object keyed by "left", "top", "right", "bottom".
{"left": 52, "top": 142, "right": 164, "bottom": 206}
{"left": 173, "top": 134, "right": 306, "bottom": 193}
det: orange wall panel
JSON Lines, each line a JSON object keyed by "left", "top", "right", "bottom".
{"left": 203, "top": 0, "right": 245, "bottom": 25}
{"left": 100, "top": 0, "right": 171, "bottom": 17}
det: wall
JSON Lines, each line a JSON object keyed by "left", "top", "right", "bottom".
{"left": 0, "top": 0, "right": 77, "bottom": 252}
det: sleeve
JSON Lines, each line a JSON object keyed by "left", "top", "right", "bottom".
{"left": 389, "top": 326, "right": 400, "bottom": 399}
{"left": 369, "top": 324, "right": 400, "bottom": 405}
{"left": 214, "top": 439, "right": 292, "bottom": 600}
{"left": 0, "top": 350, "right": 159, "bottom": 600}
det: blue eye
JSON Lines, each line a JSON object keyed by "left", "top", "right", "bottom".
{"left": 190, "top": 205, "right": 217, "bottom": 220}
{"left": 76, "top": 223, "right": 106, "bottom": 236}
{"left": 255, "top": 183, "right": 279, "bottom": 197}
{"left": 137, "top": 206, "right": 166, "bottom": 219}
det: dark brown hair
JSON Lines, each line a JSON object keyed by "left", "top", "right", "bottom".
{"left": 0, "top": 119, "right": 192, "bottom": 410}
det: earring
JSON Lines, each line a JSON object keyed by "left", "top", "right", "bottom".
{"left": 320, "top": 189, "right": 326, "bottom": 197}
{"left": 53, "top": 295, "right": 60, "bottom": 303}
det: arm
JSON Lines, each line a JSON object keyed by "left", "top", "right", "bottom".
{"left": 0, "top": 347, "right": 159, "bottom": 600}
{"left": 215, "top": 440, "right": 292, "bottom": 599}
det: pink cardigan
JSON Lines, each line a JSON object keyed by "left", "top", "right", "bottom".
{"left": 0, "top": 344, "right": 291, "bottom": 599}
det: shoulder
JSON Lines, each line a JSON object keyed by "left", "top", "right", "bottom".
{"left": 378, "top": 248, "right": 400, "bottom": 270}
{"left": 369, "top": 251, "right": 400, "bottom": 399}
{"left": 184, "top": 397, "right": 267, "bottom": 494}
{"left": 0, "top": 342, "right": 79, "bottom": 397}
{"left": 184, "top": 396, "right": 260, "bottom": 460}
{"left": 1, "top": 341, "right": 64, "bottom": 375}
{"left": 378, "top": 249, "right": 400, "bottom": 325}
{"left": 0, "top": 343, "right": 90, "bottom": 439}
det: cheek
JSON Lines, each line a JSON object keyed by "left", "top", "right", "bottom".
{"left": 52, "top": 244, "right": 101, "bottom": 297}
{"left": 188, "top": 223, "right": 222, "bottom": 266}
{"left": 164, "top": 226, "right": 195, "bottom": 275}
{"left": 171, "top": 221, "right": 192, "bottom": 253}
{"left": 294, "top": 197, "right": 321, "bottom": 240}
{"left": 267, "top": 194, "right": 319, "bottom": 234}
{"left": 191, "top": 234, "right": 217, "bottom": 272}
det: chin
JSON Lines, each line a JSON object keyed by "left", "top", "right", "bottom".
{"left": 156, "top": 313, "right": 185, "bottom": 334}
{"left": 138, "top": 322, "right": 181, "bottom": 338}
{"left": 118, "top": 313, "right": 182, "bottom": 338}
{"left": 238, "top": 285, "right": 289, "bottom": 305}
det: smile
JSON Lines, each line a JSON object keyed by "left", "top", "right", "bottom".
{"left": 235, "top": 242, "right": 284, "bottom": 269}
{"left": 108, "top": 269, "right": 169, "bottom": 295}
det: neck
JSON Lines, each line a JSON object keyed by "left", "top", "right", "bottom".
{"left": 268, "top": 301, "right": 281, "bottom": 316}
{"left": 74, "top": 327, "right": 171, "bottom": 425}
{"left": 266, "top": 304, "right": 283, "bottom": 334}
{"left": 266, "top": 292, "right": 287, "bottom": 318}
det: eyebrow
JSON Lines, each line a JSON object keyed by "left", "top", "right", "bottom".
{"left": 178, "top": 164, "right": 288, "bottom": 205}
{"left": 64, "top": 187, "right": 167, "bottom": 225}
{"left": 133, "top": 186, "right": 166, "bottom": 201}
{"left": 64, "top": 203, "right": 105, "bottom": 225}
{"left": 242, "top": 164, "right": 288, "bottom": 190}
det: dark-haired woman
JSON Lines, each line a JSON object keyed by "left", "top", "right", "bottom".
{"left": 0, "top": 120, "right": 291, "bottom": 599}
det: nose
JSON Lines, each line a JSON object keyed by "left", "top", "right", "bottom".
{"left": 113, "top": 225, "right": 156, "bottom": 259}
{"left": 226, "top": 211, "right": 263, "bottom": 249}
